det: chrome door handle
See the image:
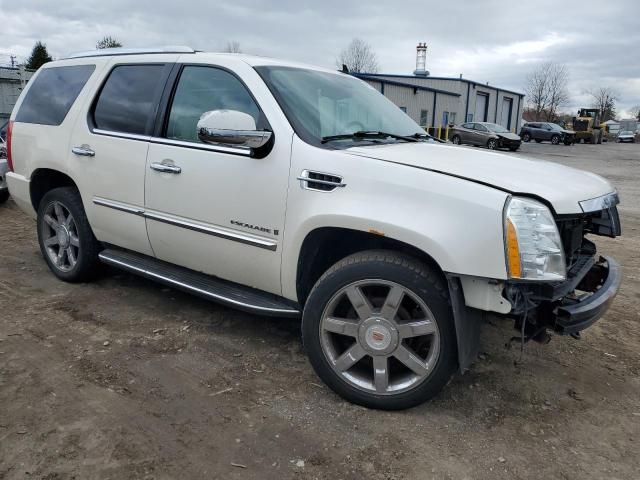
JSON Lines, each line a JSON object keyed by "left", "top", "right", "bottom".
{"left": 72, "top": 145, "right": 95, "bottom": 157}
{"left": 150, "top": 162, "right": 182, "bottom": 174}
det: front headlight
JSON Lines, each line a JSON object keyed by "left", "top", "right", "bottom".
{"left": 504, "top": 197, "right": 566, "bottom": 281}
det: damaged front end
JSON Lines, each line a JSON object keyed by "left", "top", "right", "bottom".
{"left": 504, "top": 199, "right": 622, "bottom": 342}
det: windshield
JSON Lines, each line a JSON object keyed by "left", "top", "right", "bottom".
{"left": 483, "top": 123, "right": 509, "bottom": 133}
{"left": 620, "top": 131, "right": 633, "bottom": 135}
{"left": 255, "top": 66, "right": 425, "bottom": 147}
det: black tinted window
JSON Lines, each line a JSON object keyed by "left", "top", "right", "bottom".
{"left": 93, "top": 65, "right": 166, "bottom": 135}
{"left": 16, "top": 65, "right": 95, "bottom": 126}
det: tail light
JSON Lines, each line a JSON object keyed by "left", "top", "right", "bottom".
{"left": 5, "top": 120, "right": 13, "bottom": 172}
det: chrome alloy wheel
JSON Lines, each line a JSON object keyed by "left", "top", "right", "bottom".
{"left": 319, "top": 280, "right": 440, "bottom": 395}
{"left": 41, "top": 201, "right": 80, "bottom": 272}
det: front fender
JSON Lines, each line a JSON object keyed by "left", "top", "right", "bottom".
{"left": 281, "top": 138, "right": 511, "bottom": 301}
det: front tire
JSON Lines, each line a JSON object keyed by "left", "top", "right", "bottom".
{"left": 551, "top": 135, "right": 560, "bottom": 145}
{"left": 302, "top": 250, "right": 457, "bottom": 410}
{"left": 451, "top": 135, "right": 461, "bottom": 145}
{"left": 0, "top": 190, "right": 8, "bottom": 204}
{"left": 37, "top": 187, "right": 101, "bottom": 282}
{"left": 486, "top": 138, "right": 497, "bottom": 150}
{"left": 522, "top": 133, "right": 531, "bottom": 142}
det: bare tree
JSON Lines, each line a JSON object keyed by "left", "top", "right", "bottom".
{"left": 631, "top": 105, "right": 640, "bottom": 121}
{"left": 589, "top": 87, "right": 618, "bottom": 121}
{"left": 96, "top": 36, "right": 122, "bottom": 49}
{"left": 524, "top": 62, "right": 570, "bottom": 122}
{"left": 223, "top": 41, "right": 242, "bottom": 53}
{"left": 336, "top": 38, "right": 379, "bottom": 73}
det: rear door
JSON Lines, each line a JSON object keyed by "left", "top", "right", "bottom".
{"left": 457, "top": 123, "right": 474, "bottom": 143}
{"left": 68, "top": 57, "right": 178, "bottom": 255}
{"left": 473, "top": 123, "right": 489, "bottom": 145}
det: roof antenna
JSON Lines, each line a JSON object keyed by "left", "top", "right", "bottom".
{"left": 341, "top": 64, "right": 349, "bottom": 74}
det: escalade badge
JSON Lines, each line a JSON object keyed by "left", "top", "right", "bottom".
{"left": 231, "top": 220, "right": 279, "bottom": 236}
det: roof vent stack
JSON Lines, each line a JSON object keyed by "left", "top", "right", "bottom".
{"left": 414, "top": 43, "right": 429, "bottom": 77}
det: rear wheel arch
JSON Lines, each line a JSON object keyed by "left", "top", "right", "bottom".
{"left": 30, "top": 169, "right": 79, "bottom": 211}
{"left": 295, "top": 227, "right": 447, "bottom": 307}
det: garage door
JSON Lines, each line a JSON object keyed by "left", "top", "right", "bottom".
{"left": 501, "top": 97, "right": 513, "bottom": 130}
{"left": 475, "top": 93, "right": 488, "bottom": 122}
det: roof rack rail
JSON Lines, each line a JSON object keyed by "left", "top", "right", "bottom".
{"left": 64, "top": 46, "right": 197, "bottom": 59}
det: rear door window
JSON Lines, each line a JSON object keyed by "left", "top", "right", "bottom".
{"left": 15, "top": 65, "right": 95, "bottom": 126}
{"left": 93, "top": 64, "right": 169, "bottom": 136}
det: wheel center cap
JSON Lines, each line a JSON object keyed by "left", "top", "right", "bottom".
{"left": 366, "top": 325, "right": 392, "bottom": 350}
{"left": 359, "top": 317, "right": 399, "bottom": 355}
{"left": 56, "top": 226, "right": 70, "bottom": 248}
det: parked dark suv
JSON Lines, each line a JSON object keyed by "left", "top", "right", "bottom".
{"left": 520, "top": 122, "right": 575, "bottom": 145}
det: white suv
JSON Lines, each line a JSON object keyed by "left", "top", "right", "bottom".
{"left": 6, "top": 47, "right": 622, "bottom": 409}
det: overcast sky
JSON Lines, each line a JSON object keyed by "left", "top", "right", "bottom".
{"left": 1, "top": 0, "right": 639, "bottom": 116}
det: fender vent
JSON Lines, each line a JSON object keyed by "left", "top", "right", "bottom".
{"left": 297, "top": 170, "right": 346, "bottom": 192}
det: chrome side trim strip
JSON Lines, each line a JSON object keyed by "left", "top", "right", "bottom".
{"left": 90, "top": 130, "right": 252, "bottom": 157}
{"left": 92, "top": 197, "right": 277, "bottom": 251}
{"left": 92, "top": 129, "right": 151, "bottom": 141}
{"left": 99, "top": 252, "right": 299, "bottom": 315}
{"left": 144, "top": 210, "right": 278, "bottom": 251}
{"left": 149, "top": 137, "right": 252, "bottom": 156}
{"left": 93, "top": 197, "right": 144, "bottom": 215}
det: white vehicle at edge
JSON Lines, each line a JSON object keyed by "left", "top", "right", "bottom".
{"left": 5, "top": 48, "right": 622, "bottom": 410}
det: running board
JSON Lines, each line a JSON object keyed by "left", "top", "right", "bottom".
{"left": 98, "top": 249, "right": 301, "bottom": 317}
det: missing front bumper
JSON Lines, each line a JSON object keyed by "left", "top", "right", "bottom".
{"left": 553, "top": 256, "right": 621, "bottom": 334}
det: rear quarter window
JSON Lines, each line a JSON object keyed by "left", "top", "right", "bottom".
{"left": 15, "top": 65, "right": 95, "bottom": 126}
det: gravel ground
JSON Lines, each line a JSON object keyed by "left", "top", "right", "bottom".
{"left": 0, "top": 141, "right": 639, "bottom": 480}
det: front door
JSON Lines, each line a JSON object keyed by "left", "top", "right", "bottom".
{"left": 144, "top": 64, "right": 291, "bottom": 295}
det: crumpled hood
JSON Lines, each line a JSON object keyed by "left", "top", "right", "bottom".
{"left": 345, "top": 142, "right": 615, "bottom": 214}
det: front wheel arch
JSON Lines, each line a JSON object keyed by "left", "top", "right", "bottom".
{"left": 295, "top": 227, "right": 447, "bottom": 307}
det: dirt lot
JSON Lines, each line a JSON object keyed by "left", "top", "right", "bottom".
{"left": 1, "top": 142, "right": 639, "bottom": 480}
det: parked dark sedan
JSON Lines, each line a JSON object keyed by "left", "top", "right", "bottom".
{"left": 519, "top": 122, "right": 575, "bottom": 145}
{"left": 450, "top": 122, "right": 521, "bottom": 151}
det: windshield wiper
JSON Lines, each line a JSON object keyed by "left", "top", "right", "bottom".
{"left": 409, "top": 132, "right": 445, "bottom": 143}
{"left": 321, "top": 130, "right": 420, "bottom": 144}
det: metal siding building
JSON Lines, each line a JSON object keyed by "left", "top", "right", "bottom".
{"left": 354, "top": 72, "right": 524, "bottom": 133}
{"left": 0, "top": 67, "right": 34, "bottom": 122}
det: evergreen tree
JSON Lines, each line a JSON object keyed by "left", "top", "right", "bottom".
{"left": 25, "top": 41, "right": 53, "bottom": 70}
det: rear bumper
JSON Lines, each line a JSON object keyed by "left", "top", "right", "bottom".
{"left": 6, "top": 172, "right": 35, "bottom": 217}
{"left": 553, "top": 256, "right": 621, "bottom": 334}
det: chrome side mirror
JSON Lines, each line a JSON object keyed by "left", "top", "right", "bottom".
{"left": 197, "top": 110, "right": 272, "bottom": 150}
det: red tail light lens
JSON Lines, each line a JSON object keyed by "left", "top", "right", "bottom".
{"left": 5, "top": 120, "right": 13, "bottom": 172}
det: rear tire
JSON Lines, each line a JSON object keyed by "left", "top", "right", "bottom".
{"left": 0, "top": 190, "right": 8, "bottom": 204}
{"left": 302, "top": 250, "right": 457, "bottom": 410}
{"left": 37, "top": 187, "right": 101, "bottom": 282}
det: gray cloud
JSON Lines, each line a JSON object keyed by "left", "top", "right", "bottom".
{"left": 1, "top": 0, "right": 639, "bottom": 115}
